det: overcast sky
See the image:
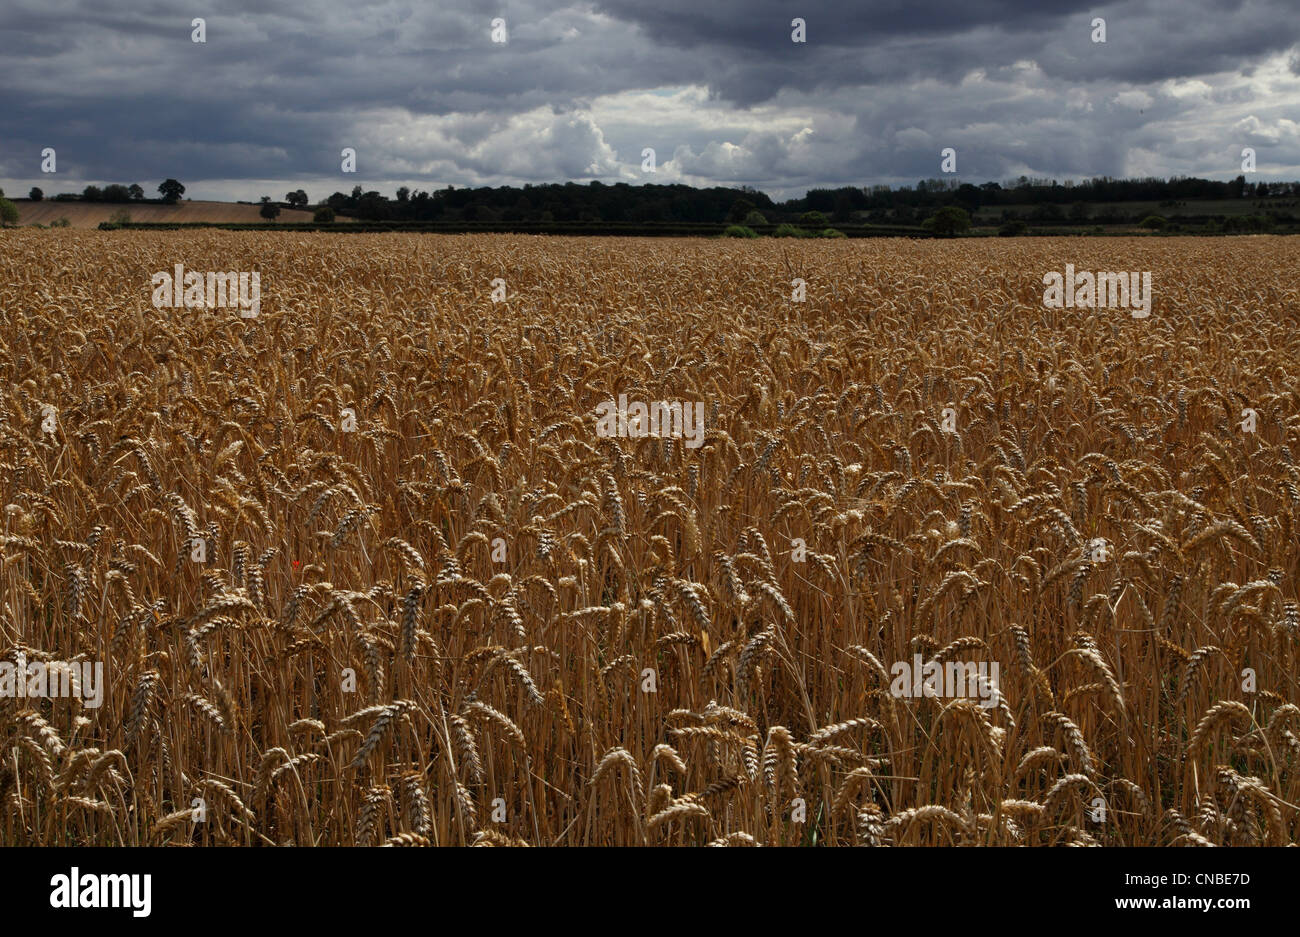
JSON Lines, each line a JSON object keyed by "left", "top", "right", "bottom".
{"left": 3, "top": 0, "right": 1299, "bottom": 202}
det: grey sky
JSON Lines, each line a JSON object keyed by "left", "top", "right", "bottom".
{"left": 2, "top": 0, "right": 1298, "bottom": 201}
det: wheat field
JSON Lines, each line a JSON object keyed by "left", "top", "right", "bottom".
{"left": 0, "top": 230, "right": 1297, "bottom": 846}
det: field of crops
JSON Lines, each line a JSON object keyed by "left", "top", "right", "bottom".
{"left": 0, "top": 230, "right": 1298, "bottom": 846}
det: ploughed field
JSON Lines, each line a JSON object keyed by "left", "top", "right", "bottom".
{"left": 0, "top": 230, "right": 1298, "bottom": 845}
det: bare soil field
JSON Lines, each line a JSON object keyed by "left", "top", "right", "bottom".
{"left": 0, "top": 231, "right": 1297, "bottom": 845}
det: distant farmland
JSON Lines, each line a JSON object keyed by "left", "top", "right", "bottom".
{"left": 12, "top": 199, "right": 333, "bottom": 228}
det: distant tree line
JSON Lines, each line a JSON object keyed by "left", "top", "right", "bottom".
{"left": 321, "top": 182, "right": 777, "bottom": 224}
{"left": 314, "top": 175, "right": 1299, "bottom": 226}
{"left": 839, "top": 174, "right": 1294, "bottom": 212}
{"left": 28, "top": 172, "right": 1300, "bottom": 232}
{"left": 75, "top": 183, "right": 145, "bottom": 203}
{"left": 34, "top": 179, "right": 186, "bottom": 204}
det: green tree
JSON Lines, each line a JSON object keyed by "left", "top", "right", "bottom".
{"left": 743, "top": 210, "right": 768, "bottom": 226}
{"left": 29, "top": 187, "right": 43, "bottom": 201}
{"left": 285, "top": 189, "right": 309, "bottom": 209}
{"left": 0, "top": 198, "right": 18, "bottom": 226}
{"left": 1139, "top": 215, "right": 1166, "bottom": 230}
{"left": 799, "top": 210, "right": 829, "bottom": 228}
{"left": 128, "top": 184, "right": 145, "bottom": 200}
{"left": 954, "top": 183, "right": 982, "bottom": 213}
{"left": 158, "top": 179, "right": 185, "bottom": 203}
{"left": 82, "top": 185, "right": 103, "bottom": 202}
{"left": 728, "top": 198, "right": 756, "bottom": 223}
{"left": 923, "top": 206, "right": 971, "bottom": 237}
{"left": 259, "top": 196, "right": 281, "bottom": 220}
{"left": 313, "top": 205, "right": 335, "bottom": 223}
{"left": 723, "top": 224, "right": 758, "bottom": 238}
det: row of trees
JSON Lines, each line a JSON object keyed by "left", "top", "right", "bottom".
{"left": 802, "top": 175, "right": 1296, "bottom": 217}
{"left": 28, "top": 180, "right": 187, "bottom": 204}
{"left": 19, "top": 173, "right": 1298, "bottom": 228}
{"left": 304, "top": 175, "right": 1299, "bottom": 227}
{"left": 316, "top": 182, "right": 776, "bottom": 224}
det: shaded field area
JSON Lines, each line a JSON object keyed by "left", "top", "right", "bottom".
{"left": 1, "top": 232, "right": 1298, "bottom": 845}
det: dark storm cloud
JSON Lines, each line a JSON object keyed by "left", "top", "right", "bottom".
{"left": 595, "top": 0, "right": 1300, "bottom": 103}
{"left": 593, "top": 0, "right": 1097, "bottom": 48}
{"left": 1, "top": 0, "right": 1297, "bottom": 199}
